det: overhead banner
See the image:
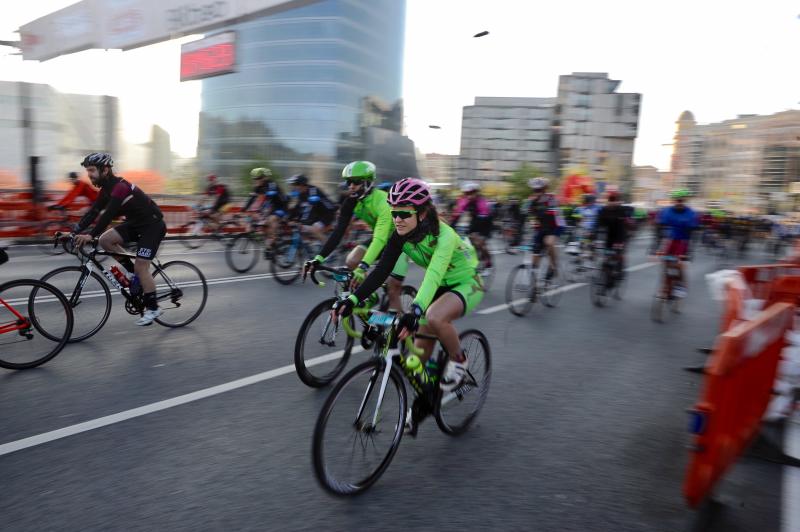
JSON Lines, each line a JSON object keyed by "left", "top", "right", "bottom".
{"left": 19, "top": 0, "right": 319, "bottom": 61}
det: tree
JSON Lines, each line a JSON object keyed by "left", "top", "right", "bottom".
{"left": 505, "top": 163, "right": 545, "bottom": 199}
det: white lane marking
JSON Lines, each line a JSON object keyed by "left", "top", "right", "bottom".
{"left": 784, "top": 411, "right": 800, "bottom": 532}
{"left": 478, "top": 283, "right": 587, "bottom": 315}
{"left": 625, "top": 262, "right": 657, "bottom": 273}
{"left": 0, "top": 345, "right": 364, "bottom": 457}
{"left": 476, "top": 260, "right": 655, "bottom": 316}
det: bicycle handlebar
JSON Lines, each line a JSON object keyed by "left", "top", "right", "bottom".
{"left": 304, "top": 263, "right": 352, "bottom": 287}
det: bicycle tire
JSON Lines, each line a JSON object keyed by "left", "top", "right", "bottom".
{"left": 39, "top": 265, "right": 112, "bottom": 342}
{"left": 294, "top": 298, "right": 355, "bottom": 387}
{"left": 0, "top": 279, "right": 74, "bottom": 370}
{"left": 178, "top": 221, "right": 204, "bottom": 250}
{"left": 39, "top": 220, "right": 72, "bottom": 255}
{"left": 540, "top": 256, "right": 564, "bottom": 308}
{"left": 225, "top": 233, "right": 260, "bottom": 273}
{"left": 312, "top": 359, "right": 407, "bottom": 496}
{"left": 590, "top": 270, "right": 608, "bottom": 308}
{"left": 214, "top": 221, "right": 239, "bottom": 247}
{"left": 153, "top": 260, "right": 208, "bottom": 328}
{"left": 505, "top": 264, "right": 534, "bottom": 316}
{"left": 434, "top": 329, "right": 491, "bottom": 436}
{"left": 270, "top": 238, "right": 303, "bottom": 285}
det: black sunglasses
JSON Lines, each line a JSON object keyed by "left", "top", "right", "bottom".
{"left": 346, "top": 179, "right": 363, "bottom": 186}
{"left": 391, "top": 210, "right": 416, "bottom": 220}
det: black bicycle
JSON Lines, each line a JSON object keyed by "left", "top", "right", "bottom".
{"left": 312, "top": 309, "right": 491, "bottom": 496}
{"left": 590, "top": 246, "right": 625, "bottom": 308}
{"left": 40, "top": 234, "right": 208, "bottom": 341}
{"left": 295, "top": 263, "right": 417, "bottom": 388}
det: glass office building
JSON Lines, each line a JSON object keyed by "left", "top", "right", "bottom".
{"left": 198, "top": 0, "right": 417, "bottom": 189}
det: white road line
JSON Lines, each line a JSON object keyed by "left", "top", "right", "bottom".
{"left": 0, "top": 345, "right": 363, "bottom": 458}
{"left": 783, "top": 411, "right": 800, "bottom": 532}
{"left": 478, "top": 283, "right": 587, "bottom": 315}
{"left": 476, "top": 260, "right": 655, "bottom": 315}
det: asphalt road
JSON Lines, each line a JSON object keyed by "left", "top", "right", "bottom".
{"left": 0, "top": 236, "right": 788, "bottom": 531}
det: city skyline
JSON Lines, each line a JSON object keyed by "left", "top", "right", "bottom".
{"left": 1, "top": 1, "right": 799, "bottom": 172}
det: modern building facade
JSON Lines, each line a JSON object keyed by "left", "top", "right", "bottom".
{"left": 419, "top": 152, "right": 458, "bottom": 186}
{"left": 458, "top": 97, "right": 555, "bottom": 183}
{"left": 671, "top": 109, "right": 800, "bottom": 212}
{"left": 458, "top": 73, "right": 640, "bottom": 192}
{"left": 197, "top": 0, "right": 417, "bottom": 190}
{"left": 0, "top": 81, "right": 119, "bottom": 187}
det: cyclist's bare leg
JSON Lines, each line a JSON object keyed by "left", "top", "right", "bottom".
{"left": 386, "top": 277, "right": 403, "bottom": 312}
{"left": 263, "top": 215, "right": 278, "bottom": 248}
{"left": 414, "top": 292, "right": 463, "bottom": 364}
{"left": 98, "top": 229, "right": 133, "bottom": 271}
{"left": 134, "top": 258, "right": 156, "bottom": 294}
{"left": 470, "top": 233, "right": 490, "bottom": 266}
{"left": 545, "top": 235, "right": 558, "bottom": 274}
{"left": 309, "top": 222, "right": 328, "bottom": 245}
{"left": 345, "top": 245, "right": 365, "bottom": 271}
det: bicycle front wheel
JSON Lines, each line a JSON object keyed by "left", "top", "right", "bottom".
{"left": 225, "top": 233, "right": 260, "bottom": 273}
{"left": 40, "top": 266, "right": 111, "bottom": 342}
{"left": 313, "top": 359, "right": 407, "bottom": 496}
{"left": 434, "top": 329, "right": 491, "bottom": 436}
{"left": 0, "top": 279, "right": 73, "bottom": 370}
{"left": 294, "top": 298, "right": 355, "bottom": 387}
{"left": 270, "top": 239, "right": 303, "bottom": 285}
{"left": 505, "top": 264, "right": 534, "bottom": 316}
{"left": 153, "top": 260, "right": 208, "bottom": 327}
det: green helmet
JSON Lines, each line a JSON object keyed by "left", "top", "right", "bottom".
{"left": 342, "top": 161, "right": 376, "bottom": 182}
{"left": 671, "top": 188, "right": 690, "bottom": 199}
{"left": 342, "top": 161, "right": 376, "bottom": 199}
{"left": 250, "top": 167, "right": 272, "bottom": 179}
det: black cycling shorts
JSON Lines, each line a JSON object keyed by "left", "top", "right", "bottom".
{"left": 113, "top": 220, "right": 167, "bottom": 260}
{"left": 469, "top": 217, "right": 493, "bottom": 239}
{"left": 531, "top": 230, "right": 556, "bottom": 255}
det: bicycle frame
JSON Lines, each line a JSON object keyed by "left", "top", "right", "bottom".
{"left": 0, "top": 297, "right": 30, "bottom": 334}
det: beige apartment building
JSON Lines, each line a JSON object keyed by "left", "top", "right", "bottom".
{"left": 671, "top": 109, "right": 800, "bottom": 212}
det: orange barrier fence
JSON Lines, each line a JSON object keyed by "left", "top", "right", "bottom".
{"left": 738, "top": 264, "right": 800, "bottom": 301}
{"left": 683, "top": 301, "right": 795, "bottom": 508}
{"left": 0, "top": 201, "right": 246, "bottom": 239}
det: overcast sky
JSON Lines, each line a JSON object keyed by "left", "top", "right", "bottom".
{"left": 2, "top": 0, "right": 799, "bottom": 170}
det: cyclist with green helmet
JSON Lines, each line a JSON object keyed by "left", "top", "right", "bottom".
{"left": 331, "top": 178, "right": 484, "bottom": 400}
{"left": 303, "top": 161, "right": 408, "bottom": 310}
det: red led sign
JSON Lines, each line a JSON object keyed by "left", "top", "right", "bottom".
{"left": 180, "top": 31, "right": 236, "bottom": 82}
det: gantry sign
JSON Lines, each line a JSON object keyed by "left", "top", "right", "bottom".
{"left": 19, "top": 0, "right": 319, "bottom": 61}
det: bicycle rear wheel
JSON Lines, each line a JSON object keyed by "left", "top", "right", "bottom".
{"left": 434, "top": 329, "right": 491, "bottom": 436}
{"left": 590, "top": 270, "right": 609, "bottom": 308}
{"left": 39, "top": 266, "right": 111, "bottom": 342}
{"left": 0, "top": 279, "right": 73, "bottom": 370}
{"left": 225, "top": 233, "right": 260, "bottom": 273}
{"left": 294, "top": 298, "right": 355, "bottom": 387}
{"left": 270, "top": 238, "right": 303, "bottom": 285}
{"left": 153, "top": 260, "right": 208, "bottom": 327}
{"left": 313, "top": 359, "right": 407, "bottom": 496}
{"left": 505, "top": 264, "right": 535, "bottom": 316}
{"left": 178, "top": 221, "right": 204, "bottom": 250}
{"left": 540, "top": 256, "right": 564, "bottom": 308}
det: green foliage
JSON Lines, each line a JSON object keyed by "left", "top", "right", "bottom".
{"left": 505, "top": 163, "right": 545, "bottom": 199}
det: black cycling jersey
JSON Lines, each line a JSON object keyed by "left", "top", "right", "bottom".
{"left": 261, "top": 181, "right": 288, "bottom": 214}
{"left": 242, "top": 182, "right": 268, "bottom": 212}
{"left": 525, "top": 193, "right": 559, "bottom": 233}
{"left": 593, "top": 204, "right": 629, "bottom": 246}
{"left": 289, "top": 186, "right": 336, "bottom": 225}
{"left": 75, "top": 176, "right": 162, "bottom": 237}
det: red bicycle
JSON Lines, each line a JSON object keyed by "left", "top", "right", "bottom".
{"left": 0, "top": 248, "right": 74, "bottom": 369}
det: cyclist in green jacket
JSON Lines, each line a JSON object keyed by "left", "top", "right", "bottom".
{"left": 331, "top": 178, "right": 483, "bottom": 393}
{"left": 303, "top": 161, "right": 407, "bottom": 310}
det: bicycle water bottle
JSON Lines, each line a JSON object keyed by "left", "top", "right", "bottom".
{"left": 110, "top": 266, "right": 130, "bottom": 287}
{"left": 424, "top": 358, "right": 439, "bottom": 384}
{"left": 130, "top": 274, "right": 142, "bottom": 296}
{"left": 404, "top": 355, "right": 432, "bottom": 392}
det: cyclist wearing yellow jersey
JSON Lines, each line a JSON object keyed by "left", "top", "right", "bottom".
{"left": 332, "top": 178, "right": 483, "bottom": 393}
{"left": 303, "top": 161, "right": 406, "bottom": 310}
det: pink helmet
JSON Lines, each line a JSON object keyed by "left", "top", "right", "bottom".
{"left": 388, "top": 178, "right": 431, "bottom": 206}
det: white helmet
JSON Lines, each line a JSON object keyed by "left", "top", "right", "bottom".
{"left": 528, "top": 177, "right": 549, "bottom": 190}
{"left": 461, "top": 182, "right": 480, "bottom": 193}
